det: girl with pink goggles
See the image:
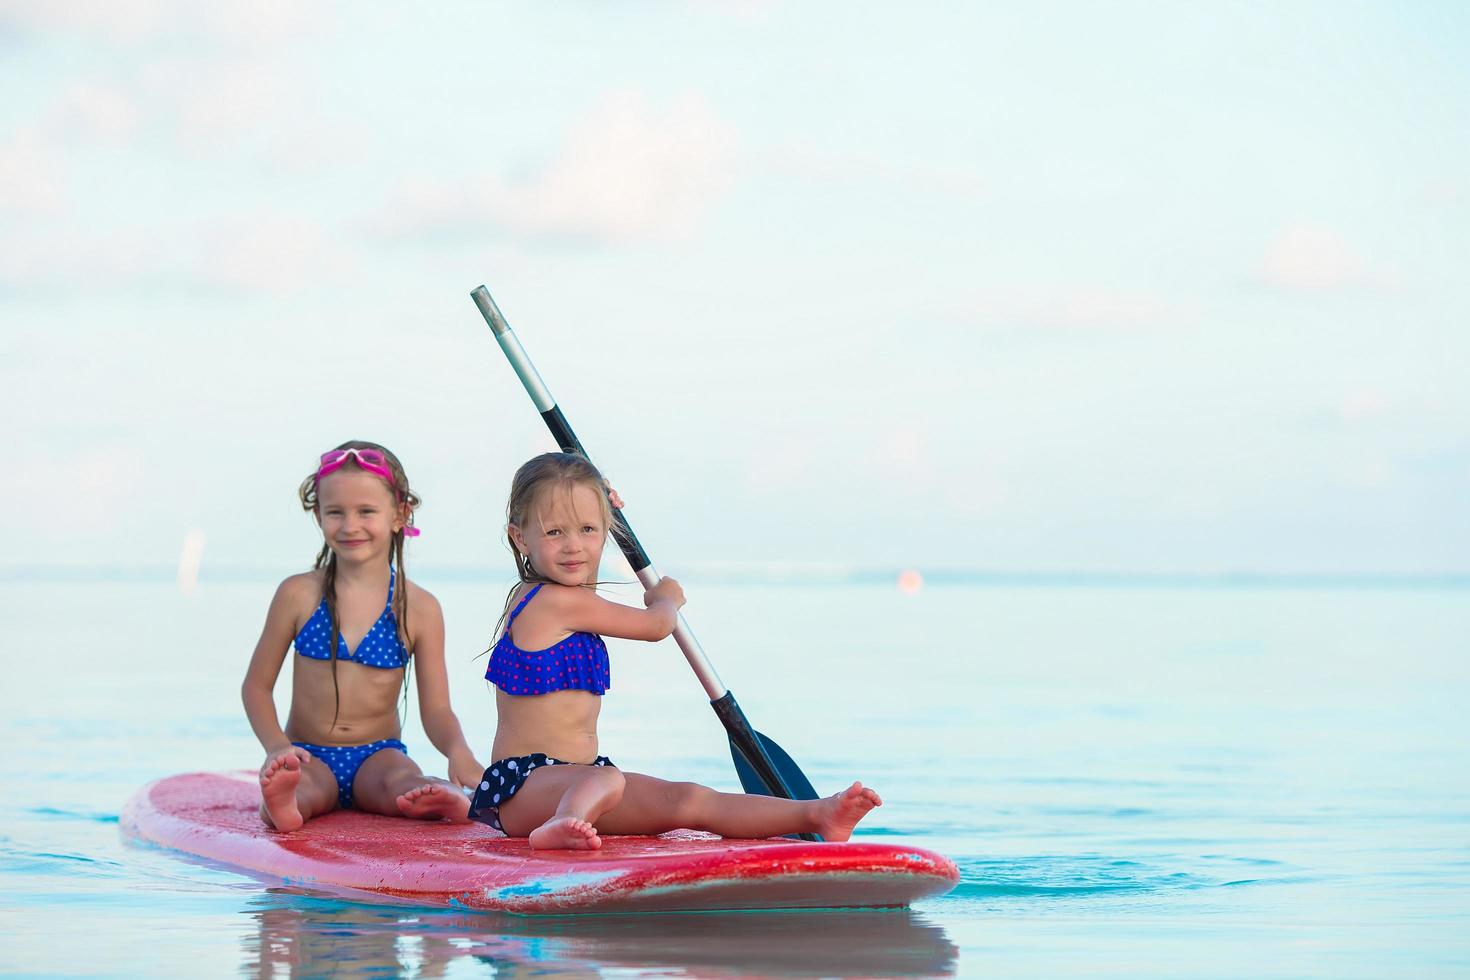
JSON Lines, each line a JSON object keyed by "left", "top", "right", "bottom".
{"left": 316, "top": 447, "right": 421, "bottom": 536}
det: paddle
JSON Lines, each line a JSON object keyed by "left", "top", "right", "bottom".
{"left": 470, "top": 285, "right": 821, "bottom": 831}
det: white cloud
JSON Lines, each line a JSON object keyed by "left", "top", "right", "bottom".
{"left": 193, "top": 214, "right": 353, "bottom": 292}
{"left": 0, "top": 0, "right": 172, "bottom": 39}
{"left": 0, "top": 83, "right": 137, "bottom": 217}
{"left": 6, "top": 447, "right": 147, "bottom": 533}
{"left": 0, "top": 214, "right": 352, "bottom": 292}
{"left": 0, "top": 0, "right": 321, "bottom": 43}
{"left": 46, "top": 55, "right": 353, "bottom": 165}
{"left": 1338, "top": 390, "right": 1389, "bottom": 422}
{"left": 51, "top": 82, "right": 141, "bottom": 142}
{"left": 263, "top": 115, "right": 372, "bottom": 173}
{"left": 375, "top": 91, "right": 739, "bottom": 244}
{"left": 741, "top": 433, "right": 818, "bottom": 495}
{"left": 196, "top": 2, "right": 325, "bottom": 43}
{"left": 0, "top": 129, "right": 67, "bottom": 214}
{"left": 952, "top": 286, "right": 1187, "bottom": 331}
{"left": 871, "top": 427, "right": 937, "bottom": 486}
{"left": 0, "top": 228, "right": 171, "bottom": 287}
{"left": 0, "top": 54, "right": 323, "bottom": 233}
{"left": 1341, "top": 455, "right": 1394, "bottom": 489}
{"left": 687, "top": 0, "right": 778, "bottom": 18}
{"left": 1261, "top": 224, "right": 1370, "bottom": 290}
{"left": 139, "top": 57, "right": 295, "bottom": 150}
{"left": 760, "top": 142, "right": 986, "bottom": 199}
{"left": 1423, "top": 177, "right": 1466, "bottom": 206}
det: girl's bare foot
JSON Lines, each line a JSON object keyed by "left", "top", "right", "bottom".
{"left": 397, "top": 783, "right": 471, "bottom": 823}
{"left": 528, "top": 816, "right": 602, "bottom": 850}
{"left": 814, "top": 782, "right": 883, "bottom": 842}
{"left": 260, "top": 752, "right": 305, "bottom": 832}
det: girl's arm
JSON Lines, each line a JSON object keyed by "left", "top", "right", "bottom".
{"left": 407, "top": 586, "right": 483, "bottom": 789}
{"left": 553, "top": 576, "right": 686, "bottom": 642}
{"left": 241, "top": 576, "right": 314, "bottom": 769}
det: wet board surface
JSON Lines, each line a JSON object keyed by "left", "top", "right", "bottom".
{"left": 121, "top": 772, "right": 960, "bottom": 915}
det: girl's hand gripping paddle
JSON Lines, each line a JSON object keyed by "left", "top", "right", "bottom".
{"left": 470, "top": 286, "right": 821, "bottom": 836}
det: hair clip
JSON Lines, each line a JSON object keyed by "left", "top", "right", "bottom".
{"left": 403, "top": 526, "right": 422, "bottom": 538}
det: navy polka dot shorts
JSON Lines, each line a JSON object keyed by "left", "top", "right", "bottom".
{"left": 468, "top": 753, "right": 615, "bottom": 833}
{"left": 292, "top": 738, "right": 408, "bottom": 809}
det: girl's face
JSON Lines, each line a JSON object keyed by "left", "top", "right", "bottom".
{"left": 510, "top": 482, "right": 608, "bottom": 587}
{"left": 316, "top": 468, "right": 404, "bottom": 565}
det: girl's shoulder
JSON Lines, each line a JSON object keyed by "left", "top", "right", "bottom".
{"left": 267, "top": 571, "right": 325, "bottom": 631}
{"left": 523, "top": 580, "right": 587, "bottom": 606}
{"left": 277, "top": 569, "right": 324, "bottom": 604}
{"left": 521, "top": 581, "right": 606, "bottom": 621}
{"left": 401, "top": 575, "right": 443, "bottom": 618}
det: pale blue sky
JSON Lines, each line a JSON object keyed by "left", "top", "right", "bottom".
{"left": 2, "top": 2, "right": 1467, "bottom": 575}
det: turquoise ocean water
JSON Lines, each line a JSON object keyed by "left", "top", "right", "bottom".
{"left": 2, "top": 575, "right": 1467, "bottom": 977}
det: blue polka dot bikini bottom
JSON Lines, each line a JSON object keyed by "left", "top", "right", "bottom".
{"left": 468, "top": 753, "right": 615, "bottom": 833}
{"left": 292, "top": 738, "right": 408, "bottom": 810}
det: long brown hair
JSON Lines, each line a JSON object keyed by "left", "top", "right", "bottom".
{"left": 490, "top": 452, "right": 616, "bottom": 647}
{"left": 298, "top": 440, "right": 421, "bottom": 726}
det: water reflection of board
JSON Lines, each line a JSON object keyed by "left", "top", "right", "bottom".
{"left": 248, "top": 895, "right": 961, "bottom": 976}
{"left": 121, "top": 772, "right": 959, "bottom": 915}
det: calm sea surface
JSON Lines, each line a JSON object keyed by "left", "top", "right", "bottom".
{"left": 2, "top": 576, "right": 1466, "bottom": 978}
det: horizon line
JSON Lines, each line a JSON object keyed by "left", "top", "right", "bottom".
{"left": 3, "top": 562, "right": 1467, "bottom": 591}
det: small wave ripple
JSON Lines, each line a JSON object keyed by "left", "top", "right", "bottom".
{"left": 949, "top": 854, "right": 1252, "bottom": 899}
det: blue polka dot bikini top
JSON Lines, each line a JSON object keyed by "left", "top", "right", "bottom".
{"left": 293, "top": 568, "right": 410, "bottom": 670}
{"left": 485, "top": 583, "right": 611, "bottom": 696}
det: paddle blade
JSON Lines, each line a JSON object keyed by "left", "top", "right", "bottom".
{"left": 729, "top": 731, "right": 819, "bottom": 800}
{"left": 712, "top": 691, "right": 819, "bottom": 801}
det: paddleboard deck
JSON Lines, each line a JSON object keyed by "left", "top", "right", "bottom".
{"left": 121, "top": 772, "right": 959, "bottom": 915}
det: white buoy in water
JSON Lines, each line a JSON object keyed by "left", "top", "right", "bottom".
{"left": 177, "top": 529, "right": 205, "bottom": 596}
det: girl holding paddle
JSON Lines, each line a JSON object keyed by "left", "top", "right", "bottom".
{"left": 242, "top": 441, "right": 481, "bottom": 832}
{"left": 469, "top": 452, "right": 881, "bottom": 850}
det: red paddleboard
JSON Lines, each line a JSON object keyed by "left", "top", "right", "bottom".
{"left": 121, "top": 772, "right": 959, "bottom": 915}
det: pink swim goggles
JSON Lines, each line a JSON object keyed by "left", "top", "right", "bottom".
{"left": 316, "top": 448, "right": 421, "bottom": 537}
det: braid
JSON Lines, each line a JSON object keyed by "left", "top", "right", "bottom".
{"left": 316, "top": 547, "right": 342, "bottom": 731}
{"left": 392, "top": 530, "right": 413, "bottom": 721}
{"left": 392, "top": 533, "right": 410, "bottom": 651}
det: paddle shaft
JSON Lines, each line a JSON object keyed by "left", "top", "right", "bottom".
{"left": 470, "top": 285, "right": 807, "bottom": 804}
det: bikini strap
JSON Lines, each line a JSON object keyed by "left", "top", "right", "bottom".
{"left": 386, "top": 566, "right": 396, "bottom": 606}
{"left": 506, "top": 583, "right": 544, "bottom": 625}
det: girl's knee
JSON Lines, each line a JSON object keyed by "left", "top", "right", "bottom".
{"left": 354, "top": 753, "right": 422, "bottom": 805}
{"left": 596, "top": 766, "right": 627, "bottom": 805}
{"left": 668, "top": 782, "right": 713, "bottom": 825}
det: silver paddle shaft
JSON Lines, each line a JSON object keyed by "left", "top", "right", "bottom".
{"left": 634, "top": 565, "right": 726, "bottom": 701}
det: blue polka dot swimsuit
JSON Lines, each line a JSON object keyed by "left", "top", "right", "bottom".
{"left": 290, "top": 737, "right": 408, "bottom": 810}
{"left": 293, "top": 568, "right": 410, "bottom": 669}
{"left": 290, "top": 568, "right": 412, "bottom": 809}
{"left": 470, "top": 583, "right": 616, "bottom": 833}
{"left": 467, "top": 752, "right": 615, "bottom": 832}
{"left": 485, "top": 584, "right": 611, "bottom": 696}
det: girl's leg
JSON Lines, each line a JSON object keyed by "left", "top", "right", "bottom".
{"left": 260, "top": 749, "right": 338, "bottom": 831}
{"left": 496, "top": 764, "right": 627, "bottom": 849}
{"left": 352, "top": 748, "right": 469, "bottom": 822}
{"left": 594, "top": 773, "right": 882, "bottom": 842}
